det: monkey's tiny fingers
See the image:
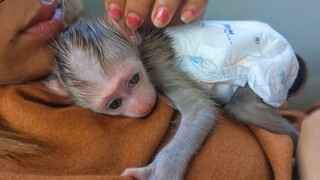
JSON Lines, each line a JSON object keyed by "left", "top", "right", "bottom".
{"left": 121, "top": 167, "right": 152, "bottom": 180}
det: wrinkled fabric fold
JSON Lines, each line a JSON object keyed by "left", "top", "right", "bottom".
{"left": 0, "top": 83, "right": 304, "bottom": 179}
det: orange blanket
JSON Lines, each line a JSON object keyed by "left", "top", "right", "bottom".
{"left": 0, "top": 83, "right": 303, "bottom": 179}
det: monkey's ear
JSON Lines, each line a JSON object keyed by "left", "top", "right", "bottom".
{"left": 44, "top": 74, "right": 69, "bottom": 98}
{"left": 106, "top": 17, "right": 142, "bottom": 47}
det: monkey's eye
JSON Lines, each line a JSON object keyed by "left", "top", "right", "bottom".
{"left": 128, "top": 73, "right": 140, "bottom": 89}
{"left": 108, "top": 98, "right": 122, "bottom": 110}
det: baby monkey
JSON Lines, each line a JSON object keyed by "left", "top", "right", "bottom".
{"left": 46, "top": 18, "right": 299, "bottom": 180}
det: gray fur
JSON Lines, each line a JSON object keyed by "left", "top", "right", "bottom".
{"left": 51, "top": 18, "right": 142, "bottom": 109}
{"left": 52, "top": 18, "right": 218, "bottom": 180}
{"left": 50, "top": 18, "right": 298, "bottom": 180}
{"left": 223, "top": 84, "right": 299, "bottom": 143}
{"left": 136, "top": 28, "right": 219, "bottom": 179}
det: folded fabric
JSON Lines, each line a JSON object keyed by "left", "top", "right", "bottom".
{"left": 0, "top": 83, "right": 301, "bottom": 179}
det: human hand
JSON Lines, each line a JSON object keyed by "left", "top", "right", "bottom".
{"left": 104, "top": 0, "right": 208, "bottom": 29}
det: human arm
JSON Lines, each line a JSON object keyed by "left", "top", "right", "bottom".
{"left": 297, "top": 110, "right": 320, "bottom": 179}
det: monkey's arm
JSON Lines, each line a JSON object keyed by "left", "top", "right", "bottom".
{"left": 123, "top": 65, "right": 218, "bottom": 180}
{"left": 122, "top": 28, "right": 219, "bottom": 180}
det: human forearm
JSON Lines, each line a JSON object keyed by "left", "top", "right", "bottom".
{"left": 297, "top": 110, "right": 320, "bottom": 179}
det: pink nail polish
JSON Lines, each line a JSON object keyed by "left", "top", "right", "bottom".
{"left": 181, "top": 7, "right": 197, "bottom": 23}
{"left": 126, "top": 13, "right": 141, "bottom": 28}
{"left": 108, "top": 3, "right": 122, "bottom": 19}
{"left": 153, "top": 7, "right": 169, "bottom": 27}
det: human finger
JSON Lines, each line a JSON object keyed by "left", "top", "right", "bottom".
{"left": 123, "top": 0, "right": 154, "bottom": 29}
{"left": 180, "top": 0, "right": 208, "bottom": 23}
{"left": 104, "top": 0, "right": 126, "bottom": 21}
{"left": 151, "top": 0, "right": 182, "bottom": 28}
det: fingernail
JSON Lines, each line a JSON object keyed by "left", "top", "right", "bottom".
{"left": 126, "top": 13, "right": 141, "bottom": 28}
{"left": 108, "top": 3, "right": 122, "bottom": 20}
{"left": 153, "top": 7, "right": 169, "bottom": 28}
{"left": 181, "top": 7, "right": 197, "bottom": 24}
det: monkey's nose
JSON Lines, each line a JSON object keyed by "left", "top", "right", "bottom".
{"left": 139, "top": 103, "right": 153, "bottom": 116}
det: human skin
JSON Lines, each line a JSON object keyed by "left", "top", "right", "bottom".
{"left": 0, "top": 0, "right": 208, "bottom": 85}
{"left": 297, "top": 110, "right": 320, "bottom": 179}
{"left": 104, "top": 0, "right": 208, "bottom": 29}
{"left": 0, "top": 0, "right": 64, "bottom": 85}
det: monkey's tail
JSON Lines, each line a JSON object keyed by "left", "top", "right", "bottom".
{"left": 223, "top": 85, "right": 299, "bottom": 145}
{"left": 0, "top": 130, "right": 44, "bottom": 159}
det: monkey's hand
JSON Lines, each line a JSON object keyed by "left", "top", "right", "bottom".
{"left": 121, "top": 150, "right": 186, "bottom": 180}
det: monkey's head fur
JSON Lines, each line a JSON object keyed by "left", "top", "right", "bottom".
{"left": 47, "top": 18, "right": 157, "bottom": 118}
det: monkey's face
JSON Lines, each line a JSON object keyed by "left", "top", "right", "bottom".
{"left": 48, "top": 17, "right": 157, "bottom": 117}
{"left": 96, "top": 63, "right": 157, "bottom": 118}
{"left": 61, "top": 60, "right": 157, "bottom": 118}
{"left": 47, "top": 57, "right": 157, "bottom": 118}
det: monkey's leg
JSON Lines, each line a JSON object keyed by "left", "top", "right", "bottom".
{"left": 122, "top": 67, "right": 218, "bottom": 180}
{"left": 223, "top": 84, "right": 299, "bottom": 144}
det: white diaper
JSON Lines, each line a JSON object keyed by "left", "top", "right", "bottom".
{"left": 165, "top": 20, "right": 299, "bottom": 107}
